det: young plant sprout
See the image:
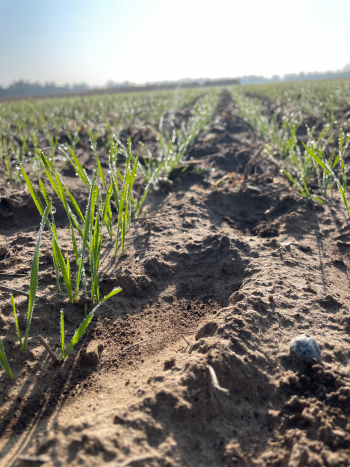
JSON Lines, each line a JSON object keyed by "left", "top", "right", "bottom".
{"left": 10, "top": 202, "right": 52, "bottom": 352}
{"left": 0, "top": 340, "right": 13, "bottom": 380}
{"left": 232, "top": 85, "right": 350, "bottom": 216}
{"left": 60, "top": 287, "right": 121, "bottom": 362}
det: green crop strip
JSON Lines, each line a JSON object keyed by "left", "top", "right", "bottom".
{"left": 237, "top": 80, "right": 350, "bottom": 123}
{"left": 0, "top": 87, "right": 221, "bottom": 378}
{"left": 231, "top": 84, "right": 350, "bottom": 216}
{"left": 0, "top": 88, "right": 207, "bottom": 181}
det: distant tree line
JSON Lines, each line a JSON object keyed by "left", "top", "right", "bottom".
{"left": 0, "top": 81, "right": 89, "bottom": 98}
{"left": 1, "top": 67, "right": 350, "bottom": 99}
{"left": 240, "top": 66, "right": 350, "bottom": 85}
{"left": 0, "top": 78, "right": 239, "bottom": 100}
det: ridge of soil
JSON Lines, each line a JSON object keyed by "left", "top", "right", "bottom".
{"left": 1, "top": 90, "right": 350, "bottom": 466}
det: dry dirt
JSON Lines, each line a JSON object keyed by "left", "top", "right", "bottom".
{"left": 1, "top": 91, "right": 350, "bottom": 466}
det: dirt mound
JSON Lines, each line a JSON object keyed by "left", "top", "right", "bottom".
{"left": 1, "top": 90, "right": 350, "bottom": 466}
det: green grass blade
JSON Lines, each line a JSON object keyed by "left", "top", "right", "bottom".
{"left": 103, "top": 287, "right": 122, "bottom": 302}
{"left": 63, "top": 287, "right": 122, "bottom": 359}
{"left": 95, "top": 154, "right": 107, "bottom": 190}
{"left": 102, "top": 184, "right": 113, "bottom": 238}
{"left": 23, "top": 202, "right": 52, "bottom": 351}
{"left": 265, "top": 147, "right": 309, "bottom": 197}
{"left": 68, "top": 208, "right": 84, "bottom": 241}
{"left": 50, "top": 221, "right": 73, "bottom": 303}
{"left": 60, "top": 309, "right": 64, "bottom": 359}
{"left": 65, "top": 186, "right": 85, "bottom": 223}
{"left": 91, "top": 207, "right": 101, "bottom": 302}
{"left": 306, "top": 143, "right": 350, "bottom": 215}
{"left": 135, "top": 159, "right": 166, "bottom": 216}
{"left": 90, "top": 185, "right": 97, "bottom": 232}
{"left": 38, "top": 179, "right": 51, "bottom": 206}
{"left": 55, "top": 172, "right": 69, "bottom": 211}
{"left": 21, "top": 166, "right": 44, "bottom": 215}
{"left": 67, "top": 146, "right": 90, "bottom": 188}
{"left": 52, "top": 238, "right": 61, "bottom": 292}
{"left": 4, "top": 140, "right": 13, "bottom": 185}
{"left": 38, "top": 149, "right": 55, "bottom": 172}
{"left": 109, "top": 141, "right": 114, "bottom": 167}
{"left": 11, "top": 294, "right": 24, "bottom": 352}
{"left": 66, "top": 251, "right": 70, "bottom": 282}
{"left": 111, "top": 172, "right": 120, "bottom": 211}
{"left": 43, "top": 166, "right": 60, "bottom": 198}
{"left": 114, "top": 166, "right": 129, "bottom": 257}
{"left": 37, "top": 182, "right": 61, "bottom": 291}
{"left": 54, "top": 242, "right": 73, "bottom": 302}
{"left": 74, "top": 177, "right": 94, "bottom": 301}
{"left": 69, "top": 224, "right": 79, "bottom": 263}
{"left": 0, "top": 339, "right": 13, "bottom": 379}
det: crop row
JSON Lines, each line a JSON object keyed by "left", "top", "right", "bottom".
{"left": 230, "top": 86, "right": 350, "bottom": 216}
{"left": 237, "top": 80, "right": 350, "bottom": 122}
{"left": 0, "top": 89, "right": 219, "bottom": 379}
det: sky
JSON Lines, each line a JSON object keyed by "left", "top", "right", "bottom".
{"left": 0, "top": 0, "right": 349, "bottom": 87}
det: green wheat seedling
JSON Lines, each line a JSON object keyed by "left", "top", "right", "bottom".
{"left": 10, "top": 202, "right": 52, "bottom": 352}
{"left": 22, "top": 156, "right": 114, "bottom": 304}
{"left": 0, "top": 88, "right": 206, "bottom": 152}
{"left": 303, "top": 129, "right": 350, "bottom": 217}
{"left": 32, "top": 151, "right": 97, "bottom": 301}
{"left": 88, "top": 179, "right": 104, "bottom": 302}
{"left": 47, "top": 132, "right": 59, "bottom": 166}
{"left": 21, "top": 166, "right": 73, "bottom": 298}
{"left": 231, "top": 89, "right": 300, "bottom": 159}
{"left": 232, "top": 86, "right": 350, "bottom": 209}
{"left": 60, "top": 287, "right": 122, "bottom": 361}
{"left": 21, "top": 165, "right": 82, "bottom": 302}
{"left": 65, "top": 125, "right": 80, "bottom": 150}
{"left": 38, "top": 150, "right": 87, "bottom": 255}
{"left": 0, "top": 339, "right": 13, "bottom": 379}
{"left": 264, "top": 125, "right": 334, "bottom": 204}
{"left": 137, "top": 142, "right": 158, "bottom": 184}
{"left": 283, "top": 125, "right": 333, "bottom": 195}
{"left": 233, "top": 79, "right": 350, "bottom": 121}
{"left": 303, "top": 125, "right": 335, "bottom": 195}
{"left": 156, "top": 92, "right": 218, "bottom": 177}
{"left": 73, "top": 178, "right": 95, "bottom": 302}
{"left": 114, "top": 151, "right": 139, "bottom": 257}
{"left": 93, "top": 146, "right": 114, "bottom": 240}
{"left": 265, "top": 146, "right": 322, "bottom": 202}
{"left": 3, "top": 139, "right": 13, "bottom": 185}
{"left": 0, "top": 87, "right": 213, "bottom": 195}
{"left": 112, "top": 138, "right": 164, "bottom": 222}
{"left": 108, "top": 139, "right": 140, "bottom": 257}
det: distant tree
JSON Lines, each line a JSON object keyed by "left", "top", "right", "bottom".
{"left": 0, "top": 80, "right": 89, "bottom": 98}
{"left": 241, "top": 65, "right": 350, "bottom": 86}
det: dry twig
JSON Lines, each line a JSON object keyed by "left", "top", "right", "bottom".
{"left": 251, "top": 186, "right": 288, "bottom": 198}
{"left": 0, "top": 285, "right": 29, "bottom": 297}
{"left": 121, "top": 340, "right": 148, "bottom": 353}
{"left": 37, "top": 335, "right": 61, "bottom": 364}
{"left": 244, "top": 145, "right": 266, "bottom": 179}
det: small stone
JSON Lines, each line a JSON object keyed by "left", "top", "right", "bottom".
{"left": 290, "top": 334, "right": 321, "bottom": 362}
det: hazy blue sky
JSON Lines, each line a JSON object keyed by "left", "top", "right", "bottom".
{"left": 0, "top": 0, "right": 349, "bottom": 87}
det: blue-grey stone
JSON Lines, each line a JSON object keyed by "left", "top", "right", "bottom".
{"left": 290, "top": 334, "right": 321, "bottom": 362}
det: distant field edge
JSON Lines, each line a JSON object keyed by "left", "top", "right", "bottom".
{"left": 0, "top": 78, "right": 240, "bottom": 103}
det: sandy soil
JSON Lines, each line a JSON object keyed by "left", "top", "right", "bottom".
{"left": 1, "top": 91, "right": 350, "bottom": 466}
